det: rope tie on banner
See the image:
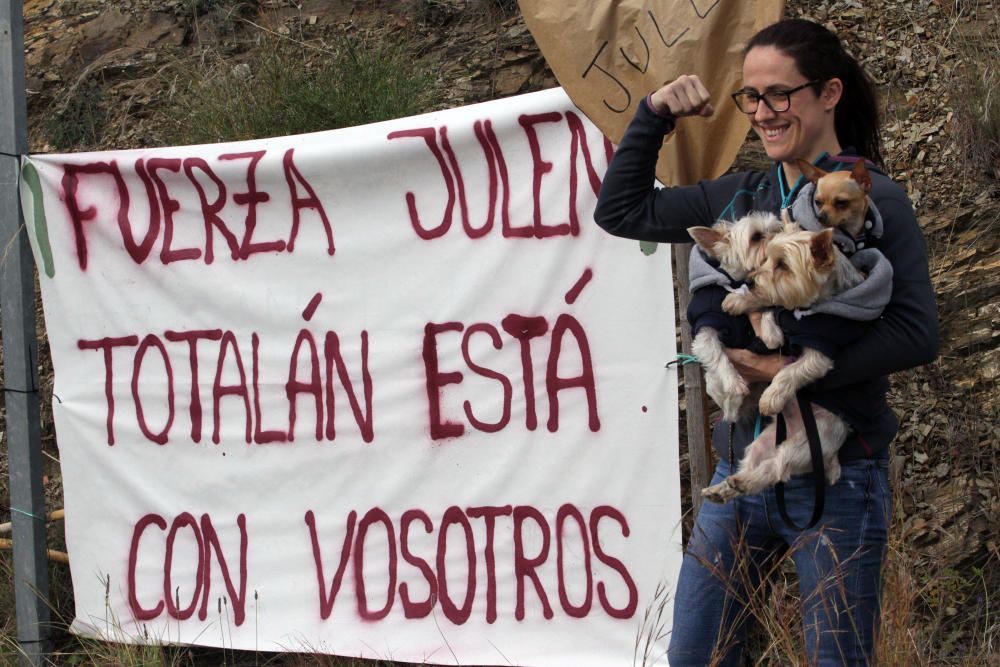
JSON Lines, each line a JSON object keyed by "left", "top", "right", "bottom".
{"left": 1, "top": 509, "right": 65, "bottom": 533}
{"left": 665, "top": 354, "right": 700, "bottom": 368}
{"left": 0, "top": 150, "right": 24, "bottom": 159}
{"left": 8, "top": 507, "right": 46, "bottom": 522}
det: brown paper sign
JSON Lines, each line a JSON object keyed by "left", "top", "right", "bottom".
{"left": 519, "top": 0, "right": 785, "bottom": 186}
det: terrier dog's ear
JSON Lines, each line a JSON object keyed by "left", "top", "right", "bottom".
{"left": 688, "top": 226, "right": 727, "bottom": 257}
{"left": 797, "top": 159, "right": 828, "bottom": 184}
{"left": 809, "top": 229, "right": 836, "bottom": 270}
{"left": 850, "top": 160, "right": 873, "bottom": 194}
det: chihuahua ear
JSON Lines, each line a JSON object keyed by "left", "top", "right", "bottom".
{"left": 688, "top": 226, "right": 726, "bottom": 257}
{"left": 797, "top": 159, "right": 827, "bottom": 184}
{"left": 851, "top": 160, "right": 873, "bottom": 194}
{"left": 809, "top": 229, "right": 836, "bottom": 270}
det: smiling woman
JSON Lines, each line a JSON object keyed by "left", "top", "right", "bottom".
{"left": 593, "top": 17, "right": 939, "bottom": 667}
{"left": 739, "top": 45, "right": 843, "bottom": 171}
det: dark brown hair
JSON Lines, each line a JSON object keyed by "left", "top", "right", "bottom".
{"left": 745, "top": 19, "right": 883, "bottom": 166}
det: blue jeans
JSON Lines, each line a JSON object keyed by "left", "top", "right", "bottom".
{"left": 667, "top": 456, "right": 891, "bottom": 666}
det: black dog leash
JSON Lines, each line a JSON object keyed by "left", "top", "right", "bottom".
{"left": 773, "top": 392, "right": 826, "bottom": 530}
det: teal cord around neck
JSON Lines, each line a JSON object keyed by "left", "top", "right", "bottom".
{"left": 779, "top": 151, "right": 829, "bottom": 210}
{"left": 777, "top": 166, "right": 802, "bottom": 210}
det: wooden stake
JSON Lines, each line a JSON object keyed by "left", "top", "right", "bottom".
{"left": 673, "top": 243, "right": 714, "bottom": 519}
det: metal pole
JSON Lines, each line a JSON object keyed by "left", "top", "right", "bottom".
{"left": 673, "top": 243, "right": 713, "bottom": 520}
{"left": 0, "top": 1, "right": 52, "bottom": 664}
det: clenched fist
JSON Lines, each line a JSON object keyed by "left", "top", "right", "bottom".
{"left": 649, "top": 75, "right": 715, "bottom": 118}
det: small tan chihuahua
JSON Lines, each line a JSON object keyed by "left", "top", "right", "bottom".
{"left": 796, "top": 158, "right": 872, "bottom": 238}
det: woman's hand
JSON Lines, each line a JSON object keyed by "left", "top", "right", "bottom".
{"left": 723, "top": 348, "right": 785, "bottom": 383}
{"left": 650, "top": 75, "right": 715, "bottom": 117}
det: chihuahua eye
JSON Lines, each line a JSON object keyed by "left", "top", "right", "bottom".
{"left": 835, "top": 200, "right": 849, "bottom": 210}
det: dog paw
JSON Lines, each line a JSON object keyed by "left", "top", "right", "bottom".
{"left": 826, "top": 459, "right": 842, "bottom": 486}
{"left": 701, "top": 482, "right": 728, "bottom": 504}
{"left": 701, "top": 479, "right": 742, "bottom": 503}
{"left": 759, "top": 330, "right": 784, "bottom": 351}
{"left": 720, "top": 394, "right": 747, "bottom": 423}
{"left": 759, "top": 386, "right": 788, "bottom": 416}
{"left": 721, "top": 372, "right": 750, "bottom": 397}
{"left": 726, "top": 476, "right": 747, "bottom": 494}
{"left": 759, "top": 314, "right": 785, "bottom": 350}
{"left": 721, "top": 293, "right": 747, "bottom": 315}
{"left": 705, "top": 384, "right": 727, "bottom": 415}
{"left": 721, "top": 403, "right": 744, "bottom": 423}
{"left": 705, "top": 373, "right": 747, "bottom": 420}
{"left": 708, "top": 373, "right": 749, "bottom": 422}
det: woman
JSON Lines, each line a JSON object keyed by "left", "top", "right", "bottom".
{"left": 593, "top": 18, "right": 938, "bottom": 666}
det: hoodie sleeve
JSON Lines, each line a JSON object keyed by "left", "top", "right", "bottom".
{"left": 593, "top": 97, "right": 742, "bottom": 242}
{"left": 687, "top": 285, "right": 755, "bottom": 349}
{"left": 802, "top": 249, "right": 894, "bottom": 321}
{"left": 809, "top": 183, "right": 939, "bottom": 391}
{"left": 778, "top": 310, "right": 870, "bottom": 358}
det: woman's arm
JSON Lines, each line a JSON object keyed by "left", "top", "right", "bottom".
{"left": 594, "top": 77, "right": 722, "bottom": 243}
{"left": 724, "top": 348, "right": 785, "bottom": 383}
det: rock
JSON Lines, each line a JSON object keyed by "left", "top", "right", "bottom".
{"left": 127, "top": 12, "right": 186, "bottom": 49}
{"left": 78, "top": 9, "right": 131, "bottom": 63}
{"left": 494, "top": 62, "right": 534, "bottom": 96}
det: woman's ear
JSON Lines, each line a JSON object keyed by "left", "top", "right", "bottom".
{"left": 822, "top": 77, "right": 844, "bottom": 111}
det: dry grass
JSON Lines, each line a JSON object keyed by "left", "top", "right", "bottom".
{"left": 877, "top": 543, "right": 1000, "bottom": 666}
{"left": 672, "top": 510, "right": 1000, "bottom": 666}
{"left": 950, "top": 3, "right": 1000, "bottom": 180}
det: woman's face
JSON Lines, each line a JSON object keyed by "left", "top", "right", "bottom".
{"left": 741, "top": 46, "right": 841, "bottom": 165}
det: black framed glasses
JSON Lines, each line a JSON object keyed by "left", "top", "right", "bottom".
{"left": 731, "top": 80, "right": 822, "bottom": 114}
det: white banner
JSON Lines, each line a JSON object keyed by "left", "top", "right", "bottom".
{"left": 22, "top": 88, "right": 681, "bottom": 666}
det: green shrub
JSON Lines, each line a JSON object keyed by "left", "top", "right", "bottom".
{"left": 42, "top": 78, "right": 107, "bottom": 151}
{"left": 168, "top": 35, "right": 442, "bottom": 145}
